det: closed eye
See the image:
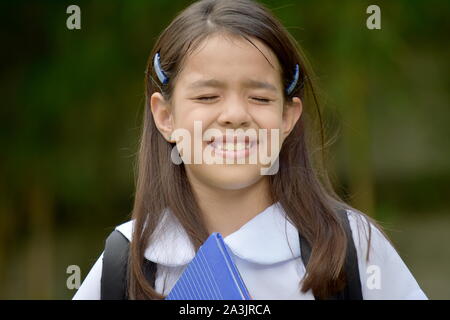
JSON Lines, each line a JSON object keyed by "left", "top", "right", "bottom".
{"left": 193, "top": 96, "right": 273, "bottom": 103}
{"left": 251, "top": 97, "right": 272, "bottom": 103}
{"left": 195, "top": 96, "right": 219, "bottom": 102}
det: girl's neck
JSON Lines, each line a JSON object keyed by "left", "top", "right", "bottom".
{"left": 188, "top": 174, "right": 274, "bottom": 238}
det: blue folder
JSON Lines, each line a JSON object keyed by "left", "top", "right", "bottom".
{"left": 165, "top": 232, "right": 252, "bottom": 300}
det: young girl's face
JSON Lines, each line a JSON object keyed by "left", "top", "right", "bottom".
{"left": 151, "top": 32, "right": 302, "bottom": 191}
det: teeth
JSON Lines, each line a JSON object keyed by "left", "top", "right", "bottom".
{"left": 212, "top": 142, "right": 252, "bottom": 151}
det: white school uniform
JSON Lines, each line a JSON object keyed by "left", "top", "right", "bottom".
{"left": 72, "top": 202, "right": 428, "bottom": 300}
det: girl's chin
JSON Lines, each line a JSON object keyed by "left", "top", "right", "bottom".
{"left": 186, "top": 164, "right": 265, "bottom": 190}
{"left": 207, "top": 175, "right": 263, "bottom": 191}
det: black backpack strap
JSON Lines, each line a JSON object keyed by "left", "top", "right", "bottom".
{"left": 100, "top": 229, "right": 157, "bottom": 300}
{"left": 101, "top": 230, "right": 130, "bottom": 299}
{"left": 299, "top": 208, "right": 363, "bottom": 300}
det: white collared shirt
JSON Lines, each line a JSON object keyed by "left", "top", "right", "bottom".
{"left": 73, "top": 202, "right": 428, "bottom": 300}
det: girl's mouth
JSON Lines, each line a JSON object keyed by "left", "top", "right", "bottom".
{"left": 206, "top": 135, "right": 258, "bottom": 160}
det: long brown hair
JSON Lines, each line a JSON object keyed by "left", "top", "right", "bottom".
{"left": 128, "top": 0, "right": 391, "bottom": 300}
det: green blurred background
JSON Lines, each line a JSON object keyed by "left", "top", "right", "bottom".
{"left": 0, "top": 0, "right": 449, "bottom": 299}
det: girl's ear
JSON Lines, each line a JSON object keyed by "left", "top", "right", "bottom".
{"left": 282, "top": 97, "right": 302, "bottom": 140}
{"left": 150, "top": 92, "right": 175, "bottom": 142}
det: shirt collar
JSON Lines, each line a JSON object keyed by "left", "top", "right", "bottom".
{"left": 115, "top": 201, "right": 301, "bottom": 266}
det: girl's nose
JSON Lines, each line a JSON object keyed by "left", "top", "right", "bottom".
{"left": 216, "top": 96, "right": 252, "bottom": 128}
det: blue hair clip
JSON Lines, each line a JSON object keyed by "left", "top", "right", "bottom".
{"left": 286, "top": 64, "right": 299, "bottom": 95}
{"left": 153, "top": 52, "right": 169, "bottom": 85}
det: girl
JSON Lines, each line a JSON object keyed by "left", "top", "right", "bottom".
{"left": 73, "top": 0, "right": 427, "bottom": 300}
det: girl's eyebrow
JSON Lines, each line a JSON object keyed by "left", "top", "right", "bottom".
{"left": 187, "top": 79, "right": 225, "bottom": 90}
{"left": 187, "top": 78, "right": 277, "bottom": 92}
{"left": 243, "top": 79, "right": 277, "bottom": 92}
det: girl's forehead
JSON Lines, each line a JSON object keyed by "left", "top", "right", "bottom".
{"left": 177, "top": 33, "right": 282, "bottom": 88}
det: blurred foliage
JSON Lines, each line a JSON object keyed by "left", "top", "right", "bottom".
{"left": 0, "top": 0, "right": 448, "bottom": 299}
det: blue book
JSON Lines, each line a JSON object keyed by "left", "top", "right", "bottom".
{"left": 165, "top": 232, "right": 252, "bottom": 300}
